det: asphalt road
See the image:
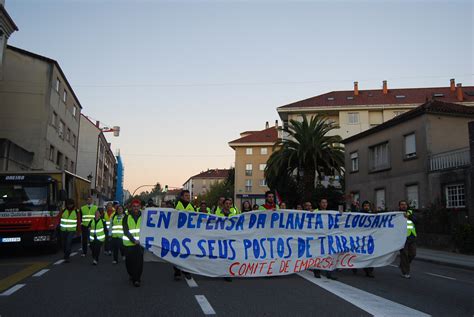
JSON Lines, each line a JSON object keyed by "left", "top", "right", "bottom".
{"left": 1, "top": 244, "right": 473, "bottom": 317}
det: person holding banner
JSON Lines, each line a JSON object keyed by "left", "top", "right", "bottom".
{"left": 122, "top": 199, "right": 144, "bottom": 287}
{"left": 352, "top": 200, "right": 376, "bottom": 278}
{"left": 214, "top": 196, "right": 225, "bottom": 214}
{"left": 313, "top": 198, "right": 338, "bottom": 280}
{"left": 399, "top": 200, "right": 417, "bottom": 279}
{"left": 174, "top": 190, "right": 194, "bottom": 281}
{"left": 198, "top": 201, "right": 211, "bottom": 214}
{"left": 215, "top": 198, "right": 235, "bottom": 282}
{"left": 89, "top": 210, "right": 108, "bottom": 265}
{"left": 241, "top": 201, "right": 252, "bottom": 213}
{"left": 259, "top": 191, "right": 279, "bottom": 211}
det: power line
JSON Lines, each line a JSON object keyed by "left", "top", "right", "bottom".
{"left": 71, "top": 74, "right": 474, "bottom": 88}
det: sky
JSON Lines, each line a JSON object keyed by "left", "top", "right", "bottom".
{"left": 5, "top": 0, "right": 473, "bottom": 193}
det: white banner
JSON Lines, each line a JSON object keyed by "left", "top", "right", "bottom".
{"left": 141, "top": 208, "right": 406, "bottom": 277}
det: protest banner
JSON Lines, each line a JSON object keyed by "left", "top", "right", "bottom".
{"left": 142, "top": 208, "right": 406, "bottom": 277}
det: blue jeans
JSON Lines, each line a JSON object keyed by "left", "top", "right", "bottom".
{"left": 61, "top": 231, "right": 74, "bottom": 259}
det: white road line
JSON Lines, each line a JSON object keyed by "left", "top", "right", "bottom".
{"left": 298, "top": 271, "right": 430, "bottom": 317}
{"left": 425, "top": 272, "right": 456, "bottom": 281}
{"left": 70, "top": 252, "right": 78, "bottom": 257}
{"left": 0, "top": 284, "right": 26, "bottom": 296}
{"left": 389, "top": 264, "right": 398, "bottom": 268}
{"left": 53, "top": 259, "right": 65, "bottom": 265}
{"left": 32, "top": 269, "right": 50, "bottom": 277}
{"left": 195, "top": 295, "right": 216, "bottom": 315}
{"left": 186, "top": 277, "right": 198, "bottom": 288}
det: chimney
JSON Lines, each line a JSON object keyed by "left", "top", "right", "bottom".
{"left": 382, "top": 80, "right": 388, "bottom": 95}
{"left": 354, "top": 81, "right": 359, "bottom": 96}
{"left": 95, "top": 121, "right": 100, "bottom": 128}
{"left": 275, "top": 120, "right": 279, "bottom": 127}
{"left": 457, "top": 83, "right": 464, "bottom": 102}
{"left": 450, "top": 78, "right": 456, "bottom": 92}
{"left": 265, "top": 121, "right": 269, "bottom": 129}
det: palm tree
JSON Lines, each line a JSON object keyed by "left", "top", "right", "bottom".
{"left": 265, "top": 114, "right": 344, "bottom": 202}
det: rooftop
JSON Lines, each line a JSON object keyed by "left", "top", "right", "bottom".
{"left": 229, "top": 126, "right": 279, "bottom": 146}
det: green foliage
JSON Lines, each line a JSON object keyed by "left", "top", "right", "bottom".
{"left": 265, "top": 114, "right": 344, "bottom": 202}
{"left": 453, "top": 223, "right": 474, "bottom": 254}
{"left": 201, "top": 168, "right": 235, "bottom": 210}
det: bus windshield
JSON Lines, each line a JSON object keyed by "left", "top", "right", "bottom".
{"left": 0, "top": 184, "right": 48, "bottom": 212}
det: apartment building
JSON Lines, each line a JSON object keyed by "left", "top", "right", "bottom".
{"left": 183, "top": 169, "right": 229, "bottom": 199}
{"left": 229, "top": 122, "right": 279, "bottom": 208}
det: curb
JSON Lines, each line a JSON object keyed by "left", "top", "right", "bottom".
{"left": 414, "top": 256, "right": 474, "bottom": 271}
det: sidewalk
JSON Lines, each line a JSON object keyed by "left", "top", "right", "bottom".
{"left": 414, "top": 247, "right": 474, "bottom": 271}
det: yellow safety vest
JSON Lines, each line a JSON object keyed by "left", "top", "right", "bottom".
{"left": 89, "top": 218, "right": 106, "bottom": 242}
{"left": 60, "top": 209, "right": 78, "bottom": 232}
{"left": 122, "top": 214, "right": 141, "bottom": 247}
{"left": 80, "top": 204, "right": 98, "bottom": 226}
{"left": 175, "top": 201, "right": 195, "bottom": 212}
{"left": 406, "top": 210, "right": 417, "bottom": 237}
{"left": 215, "top": 208, "right": 237, "bottom": 217}
{"left": 110, "top": 214, "right": 125, "bottom": 238}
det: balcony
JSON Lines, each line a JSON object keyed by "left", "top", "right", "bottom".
{"left": 429, "top": 148, "right": 470, "bottom": 172}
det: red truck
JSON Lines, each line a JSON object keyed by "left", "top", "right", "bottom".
{"left": 0, "top": 171, "right": 91, "bottom": 250}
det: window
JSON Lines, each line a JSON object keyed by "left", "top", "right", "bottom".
{"left": 406, "top": 185, "right": 419, "bottom": 209}
{"left": 245, "top": 179, "right": 252, "bottom": 192}
{"left": 404, "top": 133, "right": 416, "bottom": 158}
{"left": 246, "top": 148, "right": 253, "bottom": 155}
{"left": 66, "top": 128, "right": 71, "bottom": 142}
{"left": 72, "top": 134, "right": 76, "bottom": 148}
{"left": 259, "top": 179, "right": 267, "bottom": 187}
{"left": 370, "top": 142, "right": 390, "bottom": 171}
{"left": 49, "top": 145, "right": 55, "bottom": 161}
{"left": 72, "top": 105, "right": 77, "bottom": 118}
{"left": 56, "top": 151, "right": 63, "bottom": 167}
{"left": 446, "top": 184, "right": 465, "bottom": 208}
{"left": 63, "top": 90, "right": 67, "bottom": 103}
{"left": 350, "top": 152, "right": 359, "bottom": 172}
{"left": 375, "top": 189, "right": 386, "bottom": 211}
{"left": 64, "top": 157, "right": 69, "bottom": 170}
{"left": 260, "top": 148, "right": 268, "bottom": 155}
{"left": 55, "top": 78, "right": 60, "bottom": 92}
{"left": 348, "top": 112, "right": 359, "bottom": 124}
{"left": 70, "top": 161, "right": 74, "bottom": 172}
{"left": 259, "top": 164, "right": 266, "bottom": 171}
{"left": 58, "top": 121, "right": 65, "bottom": 139}
{"left": 51, "top": 112, "right": 58, "bottom": 127}
{"left": 245, "top": 164, "right": 253, "bottom": 176}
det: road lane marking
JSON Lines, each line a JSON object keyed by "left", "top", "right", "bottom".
{"left": 53, "top": 259, "right": 65, "bottom": 265}
{"left": 0, "top": 262, "right": 49, "bottom": 292}
{"left": 70, "top": 252, "right": 78, "bottom": 257}
{"left": 298, "top": 271, "right": 430, "bottom": 317}
{"left": 195, "top": 295, "right": 216, "bottom": 315}
{"left": 0, "top": 284, "right": 25, "bottom": 296}
{"left": 32, "top": 269, "right": 49, "bottom": 277}
{"left": 389, "top": 264, "right": 398, "bottom": 268}
{"left": 425, "top": 272, "right": 456, "bottom": 281}
{"left": 186, "top": 277, "right": 198, "bottom": 288}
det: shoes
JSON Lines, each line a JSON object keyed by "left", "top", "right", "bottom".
{"left": 224, "top": 277, "right": 232, "bottom": 282}
{"left": 93, "top": 260, "right": 98, "bottom": 265}
{"left": 313, "top": 270, "right": 321, "bottom": 278}
{"left": 326, "top": 275, "right": 338, "bottom": 281}
{"left": 81, "top": 253, "right": 86, "bottom": 257}
{"left": 183, "top": 272, "right": 192, "bottom": 280}
{"left": 401, "top": 274, "right": 411, "bottom": 279}
{"left": 133, "top": 281, "right": 141, "bottom": 287}
{"left": 112, "top": 260, "right": 118, "bottom": 264}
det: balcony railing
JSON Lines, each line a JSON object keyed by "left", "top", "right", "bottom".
{"left": 429, "top": 148, "right": 470, "bottom": 172}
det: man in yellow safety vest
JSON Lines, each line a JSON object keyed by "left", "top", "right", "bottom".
{"left": 122, "top": 199, "right": 143, "bottom": 287}
{"left": 80, "top": 197, "right": 97, "bottom": 257}
{"left": 399, "top": 200, "right": 417, "bottom": 279}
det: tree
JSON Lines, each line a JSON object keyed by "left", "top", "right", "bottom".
{"left": 265, "top": 114, "right": 344, "bottom": 203}
{"left": 201, "top": 167, "right": 235, "bottom": 209}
